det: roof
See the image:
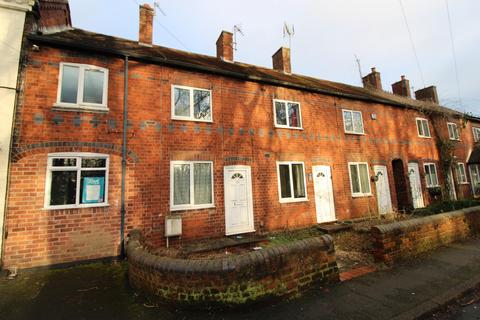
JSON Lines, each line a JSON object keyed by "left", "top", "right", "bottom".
{"left": 28, "top": 28, "right": 477, "bottom": 120}
{"left": 468, "top": 146, "right": 480, "bottom": 164}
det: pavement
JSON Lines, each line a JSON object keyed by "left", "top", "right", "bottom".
{"left": 0, "top": 238, "right": 479, "bottom": 320}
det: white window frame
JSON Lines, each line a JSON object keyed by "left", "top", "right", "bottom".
{"left": 276, "top": 161, "right": 308, "bottom": 203}
{"left": 170, "top": 161, "right": 215, "bottom": 211}
{"left": 342, "top": 109, "right": 365, "bottom": 135}
{"left": 348, "top": 162, "right": 372, "bottom": 197}
{"left": 273, "top": 99, "right": 303, "bottom": 130}
{"left": 473, "top": 127, "right": 480, "bottom": 143}
{"left": 447, "top": 122, "right": 460, "bottom": 141}
{"left": 44, "top": 152, "right": 109, "bottom": 210}
{"left": 455, "top": 162, "right": 468, "bottom": 184}
{"left": 416, "top": 117, "right": 431, "bottom": 138}
{"left": 424, "top": 162, "right": 440, "bottom": 188}
{"left": 171, "top": 85, "right": 213, "bottom": 122}
{"left": 55, "top": 62, "right": 109, "bottom": 111}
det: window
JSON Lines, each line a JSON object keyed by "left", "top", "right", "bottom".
{"left": 470, "top": 165, "right": 480, "bottom": 196}
{"left": 455, "top": 163, "right": 468, "bottom": 184}
{"left": 416, "top": 118, "right": 431, "bottom": 138}
{"left": 277, "top": 162, "right": 307, "bottom": 202}
{"left": 342, "top": 109, "right": 364, "bottom": 134}
{"left": 348, "top": 162, "right": 371, "bottom": 197}
{"left": 447, "top": 122, "right": 460, "bottom": 140}
{"left": 45, "top": 153, "right": 109, "bottom": 209}
{"left": 473, "top": 127, "right": 480, "bottom": 142}
{"left": 424, "top": 163, "right": 439, "bottom": 188}
{"left": 170, "top": 161, "right": 214, "bottom": 210}
{"left": 171, "top": 85, "right": 212, "bottom": 122}
{"left": 56, "top": 63, "right": 108, "bottom": 110}
{"left": 273, "top": 100, "right": 302, "bottom": 129}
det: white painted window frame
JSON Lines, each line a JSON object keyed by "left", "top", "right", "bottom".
{"left": 348, "top": 162, "right": 372, "bottom": 197}
{"left": 171, "top": 85, "right": 213, "bottom": 123}
{"left": 342, "top": 109, "right": 365, "bottom": 135}
{"left": 424, "top": 162, "right": 440, "bottom": 188}
{"left": 447, "top": 122, "right": 460, "bottom": 141}
{"left": 472, "top": 127, "right": 480, "bottom": 143}
{"left": 416, "top": 117, "right": 431, "bottom": 138}
{"left": 55, "top": 62, "right": 109, "bottom": 111}
{"left": 276, "top": 161, "right": 308, "bottom": 203}
{"left": 273, "top": 99, "right": 303, "bottom": 130}
{"left": 44, "top": 152, "right": 109, "bottom": 210}
{"left": 170, "top": 160, "right": 215, "bottom": 211}
{"left": 455, "top": 162, "right": 468, "bottom": 184}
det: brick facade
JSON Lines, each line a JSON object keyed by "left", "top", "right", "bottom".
{"left": 2, "top": 7, "right": 480, "bottom": 269}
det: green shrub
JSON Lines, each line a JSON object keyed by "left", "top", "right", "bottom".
{"left": 413, "top": 200, "right": 480, "bottom": 216}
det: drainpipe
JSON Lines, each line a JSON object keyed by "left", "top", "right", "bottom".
{"left": 120, "top": 55, "right": 129, "bottom": 258}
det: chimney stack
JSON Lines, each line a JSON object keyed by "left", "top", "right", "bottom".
{"left": 216, "top": 31, "right": 233, "bottom": 62}
{"left": 391, "top": 75, "right": 411, "bottom": 98}
{"left": 139, "top": 4, "right": 154, "bottom": 45}
{"left": 37, "top": 0, "right": 72, "bottom": 32}
{"left": 415, "top": 86, "right": 439, "bottom": 104}
{"left": 272, "top": 47, "right": 291, "bottom": 74}
{"left": 362, "top": 67, "right": 382, "bottom": 90}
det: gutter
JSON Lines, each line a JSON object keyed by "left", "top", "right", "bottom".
{"left": 27, "top": 34, "right": 437, "bottom": 113}
{"left": 120, "top": 55, "right": 128, "bottom": 258}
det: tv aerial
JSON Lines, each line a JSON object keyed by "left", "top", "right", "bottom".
{"left": 153, "top": 1, "right": 167, "bottom": 16}
{"left": 283, "top": 22, "right": 295, "bottom": 49}
{"left": 233, "top": 24, "right": 244, "bottom": 51}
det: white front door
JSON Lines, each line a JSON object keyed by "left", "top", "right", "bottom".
{"left": 408, "top": 163, "right": 425, "bottom": 209}
{"left": 313, "top": 165, "right": 336, "bottom": 223}
{"left": 447, "top": 168, "right": 457, "bottom": 200}
{"left": 224, "top": 166, "right": 254, "bottom": 235}
{"left": 373, "top": 165, "right": 393, "bottom": 215}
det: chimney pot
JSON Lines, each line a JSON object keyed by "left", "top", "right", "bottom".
{"left": 139, "top": 4, "right": 154, "bottom": 45}
{"left": 362, "top": 67, "right": 382, "bottom": 90}
{"left": 216, "top": 31, "right": 233, "bottom": 61}
{"left": 415, "top": 86, "right": 439, "bottom": 104}
{"left": 272, "top": 47, "right": 291, "bottom": 74}
{"left": 392, "top": 75, "right": 411, "bottom": 98}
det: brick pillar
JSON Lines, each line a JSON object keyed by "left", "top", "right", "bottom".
{"left": 216, "top": 31, "right": 233, "bottom": 62}
{"left": 272, "top": 47, "right": 291, "bottom": 74}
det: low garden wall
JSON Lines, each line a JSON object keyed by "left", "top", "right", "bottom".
{"left": 126, "top": 230, "right": 339, "bottom": 306}
{"left": 371, "top": 206, "right": 480, "bottom": 264}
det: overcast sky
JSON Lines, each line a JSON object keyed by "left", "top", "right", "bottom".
{"left": 69, "top": 0, "right": 479, "bottom": 115}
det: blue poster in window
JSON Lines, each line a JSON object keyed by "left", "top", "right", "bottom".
{"left": 82, "top": 177, "right": 105, "bottom": 204}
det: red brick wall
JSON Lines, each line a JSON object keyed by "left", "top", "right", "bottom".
{"left": 3, "top": 43, "right": 473, "bottom": 268}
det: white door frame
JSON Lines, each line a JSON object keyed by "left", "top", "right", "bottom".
{"left": 408, "top": 162, "right": 425, "bottom": 209}
{"left": 373, "top": 165, "right": 393, "bottom": 215}
{"left": 312, "top": 165, "right": 336, "bottom": 223}
{"left": 224, "top": 165, "right": 255, "bottom": 236}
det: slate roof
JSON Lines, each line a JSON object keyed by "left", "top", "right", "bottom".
{"left": 468, "top": 146, "right": 480, "bottom": 164}
{"left": 28, "top": 28, "right": 477, "bottom": 120}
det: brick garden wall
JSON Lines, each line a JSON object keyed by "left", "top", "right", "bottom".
{"left": 126, "top": 230, "right": 339, "bottom": 306}
{"left": 371, "top": 206, "right": 480, "bottom": 264}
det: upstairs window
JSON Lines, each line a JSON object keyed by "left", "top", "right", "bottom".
{"left": 172, "top": 85, "right": 212, "bottom": 122}
{"left": 424, "top": 163, "right": 439, "bottom": 188}
{"left": 273, "top": 100, "right": 302, "bottom": 129}
{"left": 447, "top": 122, "right": 460, "bottom": 140}
{"left": 416, "top": 118, "right": 431, "bottom": 138}
{"left": 473, "top": 127, "right": 480, "bottom": 142}
{"left": 45, "top": 153, "right": 109, "bottom": 209}
{"left": 170, "top": 161, "right": 214, "bottom": 211}
{"left": 348, "top": 162, "right": 371, "bottom": 197}
{"left": 455, "top": 162, "right": 468, "bottom": 184}
{"left": 56, "top": 63, "right": 109, "bottom": 110}
{"left": 277, "top": 162, "right": 307, "bottom": 202}
{"left": 343, "top": 109, "right": 364, "bottom": 134}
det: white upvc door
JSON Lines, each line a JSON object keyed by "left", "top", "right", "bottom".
{"left": 312, "top": 165, "right": 336, "bottom": 223}
{"left": 373, "top": 165, "right": 393, "bottom": 215}
{"left": 224, "top": 166, "right": 255, "bottom": 236}
{"left": 408, "top": 162, "right": 425, "bottom": 209}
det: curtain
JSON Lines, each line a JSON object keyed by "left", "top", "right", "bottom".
{"left": 353, "top": 112, "right": 363, "bottom": 133}
{"left": 350, "top": 164, "right": 360, "bottom": 193}
{"left": 275, "top": 102, "right": 287, "bottom": 125}
{"left": 359, "top": 164, "right": 370, "bottom": 193}
{"left": 194, "top": 163, "right": 212, "bottom": 205}
{"left": 288, "top": 103, "right": 300, "bottom": 128}
{"left": 292, "top": 164, "right": 306, "bottom": 198}
{"left": 173, "top": 164, "right": 190, "bottom": 205}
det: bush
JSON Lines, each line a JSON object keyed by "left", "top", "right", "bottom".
{"left": 413, "top": 200, "right": 480, "bottom": 216}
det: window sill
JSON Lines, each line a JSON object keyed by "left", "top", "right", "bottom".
{"left": 351, "top": 193, "right": 373, "bottom": 198}
{"left": 274, "top": 126, "right": 304, "bottom": 131}
{"left": 279, "top": 198, "right": 309, "bottom": 204}
{"left": 53, "top": 103, "right": 109, "bottom": 113}
{"left": 44, "top": 203, "right": 109, "bottom": 210}
{"left": 418, "top": 135, "right": 432, "bottom": 139}
{"left": 170, "top": 205, "right": 215, "bottom": 212}
{"left": 171, "top": 117, "right": 213, "bottom": 124}
{"left": 344, "top": 131, "right": 365, "bottom": 136}
{"left": 458, "top": 182, "right": 470, "bottom": 185}
{"left": 426, "top": 186, "right": 440, "bottom": 189}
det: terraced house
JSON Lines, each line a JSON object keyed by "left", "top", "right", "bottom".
{"left": 2, "top": 0, "right": 479, "bottom": 269}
